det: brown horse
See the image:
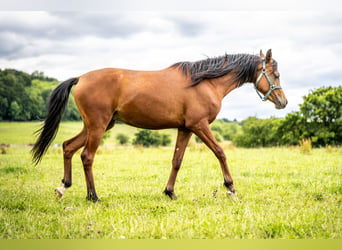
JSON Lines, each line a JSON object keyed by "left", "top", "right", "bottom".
{"left": 32, "top": 49, "right": 287, "bottom": 202}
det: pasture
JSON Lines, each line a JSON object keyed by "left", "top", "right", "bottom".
{"left": 0, "top": 122, "right": 341, "bottom": 239}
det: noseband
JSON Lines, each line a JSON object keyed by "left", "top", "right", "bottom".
{"left": 255, "top": 59, "right": 282, "bottom": 101}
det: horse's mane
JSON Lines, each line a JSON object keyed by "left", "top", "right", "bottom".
{"left": 171, "top": 53, "right": 262, "bottom": 87}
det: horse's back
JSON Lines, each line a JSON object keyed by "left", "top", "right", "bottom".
{"left": 73, "top": 67, "right": 192, "bottom": 129}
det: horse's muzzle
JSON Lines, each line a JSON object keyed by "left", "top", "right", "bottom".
{"left": 275, "top": 98, "right": 288, "bottom": 109}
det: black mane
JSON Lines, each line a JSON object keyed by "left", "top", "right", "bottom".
{"left": 172, "top": 53, "right": 261, "bottom": 86}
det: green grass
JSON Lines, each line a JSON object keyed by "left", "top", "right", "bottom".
{"left": 0, "top": 121, "right": 177, "bottom": 146}
{"left": 0, "top": 122, "right": 341, "bottom": 239}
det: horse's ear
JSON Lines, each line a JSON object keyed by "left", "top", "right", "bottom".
{"left": 266, "top": 49, "right": 272, "bottom": 63}
{"left": 260, "top": 50, "right": 265, "bottom": 58}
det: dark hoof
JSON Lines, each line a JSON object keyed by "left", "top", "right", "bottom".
{"left": 164, "top": 188, "right": 178, "bottom": 200}
{"left": 61, "top": 179, "right": 72, "bottom": 188}
{"left": 86, "top": 193, "right": 101, "bottom": 203}
{"left": 224, "top": 181, "right": 235, "bottom": 194}
{"left": 224, "top": 181, "right": 238, "bottom": 200}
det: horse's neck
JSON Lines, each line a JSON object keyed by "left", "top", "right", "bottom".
{"left": 211, "top": 73, "right": 241, "bottom": 99}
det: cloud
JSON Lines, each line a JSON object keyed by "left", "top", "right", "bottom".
{"left": 0, "top": 12, "right": 151, "bottom": 59}
{"left": 164, "top": 13, "right": 207, "bottom": 37}
{"left": 0, "top": 10, "right": 341, "bottom": 120}
{"left": 49, "top": 12, "right": 149, "bottom": 39}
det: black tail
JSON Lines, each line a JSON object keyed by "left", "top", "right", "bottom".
{"left": 31, "top": 77, "right": 79, "bottom": 165}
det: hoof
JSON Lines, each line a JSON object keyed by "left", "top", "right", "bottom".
{"left": 226, "top": 190, "right": 238, "bottom": 201}
{"left": 224, "top": 181, "right": 237, "bottom": 200}
{"left": 87, "top": 198, "right": 101, "bottom": 203}
{"left": 55, "top": 186, "right": 66, "bottom": 199}
{"left": 164, "top": 188, "right": 178, "bottom": 200}
{"left": 86, "top": 194, "right": 101, "bottom": 203}
{"left": 61, "top": 179, "right": 72, "bottom": 188}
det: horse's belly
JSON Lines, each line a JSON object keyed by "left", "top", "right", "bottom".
{"left": 115, "top": 99, "right": 184, "bottom": 129}
{"left": 116, "top": 112, "right": 182, "bottom": 129}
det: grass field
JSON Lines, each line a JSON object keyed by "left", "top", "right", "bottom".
{"left": 0, "top": 122, "right": 341, "bottom": 239}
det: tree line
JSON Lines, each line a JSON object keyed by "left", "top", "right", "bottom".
{"left": 232, "top": 86, "right": 342, "bottom": 147}
{"left": 0, "top": 69, "right": 79, "bottom": 121}
{"left": 1, "top": 69, "right": 341, "bottom": 147}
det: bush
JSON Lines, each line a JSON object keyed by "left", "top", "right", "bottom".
{"left": 210, "top": 119, "right": 242, "bottom": 141}
{"left": 299, "top": 138, "right": 312, "bottom": 154}
{"left": 116, "top": 133, "right": 129, "bottom": 145}
{"left": 133, "top": 130, "right": 171, "bottom": 147}
{"left": 233, "top": 117, "right": 282, "bottom": 147}
{"left": 160, "top": 133, "right": 172, "bottom": 146}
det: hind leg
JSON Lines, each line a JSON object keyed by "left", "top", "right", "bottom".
{"left": 62, "top": 126, "right": 87, "bottom": 187}
{"left": 79, "top": 113, "right": 115, "bottom": 202}
{"left": 55, "top": 126, "right": 87, "bottom": 198}
{"left": 80, "top": 127, "right": 105, "bottom": 202}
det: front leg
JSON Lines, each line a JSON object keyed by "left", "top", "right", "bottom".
{"left": 164, "top": 128, "right": 192, "bottom": 200}
{"left": 190, "top": 120, "right": 237, "bottom": 199}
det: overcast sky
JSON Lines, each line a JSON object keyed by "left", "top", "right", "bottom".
{"left": 0, "top": 1, "right": 341, "bottom": 120}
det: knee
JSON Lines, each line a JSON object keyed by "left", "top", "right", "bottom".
{"left": 172, "top": 157, "right": 182, "bottom": 171}
{"left": 63, "top": 142, "right": 73, "bottom": 159}
{"left": 215, "top": 148, "right": 226, "bottom": 162}
{"left": 81, "top": 150, "right": 93, "bottom": 168}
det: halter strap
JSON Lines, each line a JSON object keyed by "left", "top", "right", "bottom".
{"left": 255, "top": 59, "right": 282, "bottom": 101}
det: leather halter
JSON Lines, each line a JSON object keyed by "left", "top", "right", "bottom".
{"left": 255, "top": 59, "right": 282, "bottom": 101}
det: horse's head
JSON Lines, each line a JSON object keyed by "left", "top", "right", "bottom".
{"left": 255, "top": 49, "right": 288, "bottom": 109}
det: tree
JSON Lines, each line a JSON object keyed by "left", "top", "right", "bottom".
{"left": 133, "top": 130, "right": 171, "bottom": 147}
{"left": 0, "top": 97, "right": 8, "bottom": 120}
{"left": 233, "top": 117, "right": 282, "bottom": 147}
{"left": 300, "top": 86, "right": 342, "bottom": 146}
{"left": 0, "top": 69, "right": 41, "bottom": 120}
{"left": 279, "top": 86, "right": 342, "bottom": 146}
{"left": 31, "top": 70, "right": 57, "bottom": 82}
{"left": 9, "top": 101, "right": 21, "bottom": 121}
{"left": 277, "top": 111, "right": 304, "bottom": 145}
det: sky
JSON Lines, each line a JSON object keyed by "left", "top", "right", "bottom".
{"left": 0, "top": 1, "right": 341, "bottom": 120}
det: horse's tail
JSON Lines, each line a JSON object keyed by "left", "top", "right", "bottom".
{"left": 31, "top": 77, "right": 79, "bottom": 165}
